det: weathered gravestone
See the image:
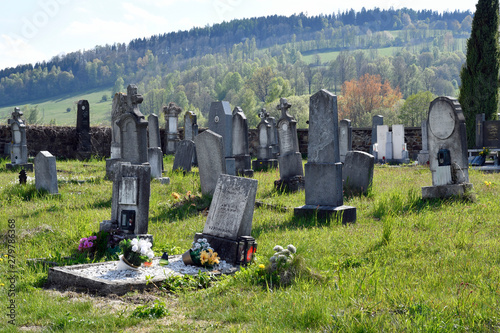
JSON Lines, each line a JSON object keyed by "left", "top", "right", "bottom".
{"left": 371, "top": 115, "right": 384, "bottom": 157}
{"left": 274, "top": 98, "right": 304, "bottom": 192}
{"left": 294, "top": 90, "right": 356, "bottom": 223}
{"left": 252, "top": 108, "right": 278, "bottom": 171}
{"left": 76, "top": 100, "right": 91, "bottom": 160}
{"left": 417, "top": 120, "right": 430, "bottom": 165}
{"left": 148, "top": 113, "right": 170, "bottom": 184}
{"left": 193, "top": 174, "right": 258, "bottom": 265}
{"left": 475, "top": 113, "right": 500, "bottom": 149}
{"left": 392, "top": 124, "right": 410, "bottom": 164}
{"left": 6, "top": 107, "right": 33, "bottom": 171}
{"left": 195, "top": 130, "right": 226, "bottom": 196}
{"left": 35, "top": 151, "right": 58, "bottom": 195}
{"left": 100, "top": 162, "right": 152, "bottom": 242}
{"left": 164, "top": 102, "right": 182, "bottom": 155}
{"left": 209, "top": 101, "right": 235, "bottom": 175}
{"left": 172, "top": 140, "right": 195, "bottom": 173}
{"left": 375, "top": 124, "right": 389, "bottom": 162}
{"left": 232, "top": 107, "right": 253, "bottom": 177}
{"left": 422, "top": 97, "right": 472, "bottom": 199}
{"left": 339, "top": 119, "right": 352, "bottom": 163}
{"left": 342, "top": 151, "right": 375, "bottom": 195}
{"left": 266, "top": 112, "right": 280, "bottom": 158}
{"left": 184, "top": 111, "right": 199, "bottom": 166}
{"left": 106, "top": 91, "right": 128, "bottom": 174}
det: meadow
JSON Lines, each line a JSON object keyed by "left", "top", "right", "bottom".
{"left": 0, "top": 156, "right": 499, "bottom": 332}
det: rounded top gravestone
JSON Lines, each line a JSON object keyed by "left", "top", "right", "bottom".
{"left": 428, "top": 99, "right": 457, "bottom": 140}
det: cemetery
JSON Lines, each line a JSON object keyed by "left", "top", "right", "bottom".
{"left": 1, "top": 91, "right": 500, "bottom": 332}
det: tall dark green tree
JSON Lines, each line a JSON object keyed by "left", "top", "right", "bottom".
{"left": 459, "top": 0, "right": 500, "bottom": 147}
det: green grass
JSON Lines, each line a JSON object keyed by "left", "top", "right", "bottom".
{"left": 0, "top": 88, "right": 113, "bottom": 127}
{"left": 1, "top": 157, "right": 500, "bottom": 332}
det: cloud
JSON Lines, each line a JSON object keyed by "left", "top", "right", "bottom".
{"left": 122, "top": 3, "right": 167, "bottom": 27}
{"left": 0, "top": 34, "right": 48, "bottom": 69}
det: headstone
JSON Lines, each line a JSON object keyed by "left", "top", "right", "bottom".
{"left": 339, "top": 119, "right": 352, "bottom": 163}
{"left": 417, "top": 120, "right": 430, "bottom": 165}
{"left": 34, "top": 151, "right": 58, "bottom": 195}
{"left": 483, "top": 121, "right": 500, "bottom": 148}
{"left": 6, "top": 107, "right": 33, "bottom": 171}
{"left": 194, "top": 130, "right": 226, "bottom": 196}
{"left": 232, "top": 107, "right": 253, "bottom": 177}
{"left": 371, "top": 115, "right": 384, "bottom": 156}
{"left": 100, "top": 162, "right": 152, "bottom": 242}
{"left": 266, "top": 113, "right": 280, "bottom": 158}
{"left": 172, "top": 140, "right": 195, "bottom": 173}
{"left": 184, "top": 111, "right": 199, "bottom": 165}
{"left": 209, "top": 101, "right": 235, "bottom": 175}
{"left": 164, "top": 102, "right": 182, "bottom": 154}
{"left": 193, "top": 174, "right": 258, "bottom": 265}
{"left": 76, "top": 100, "right": 91, "bottom": 160}
{"left": 385, "top": 131, "right": 393, "bottom": 160}
{"left": 422, "top": 97, "right": 472, "bottom": 199}
{"left": 252, "top": 108, "right": 278, "bottom": 171}
{"left": 376, "top": 125, "right": 389, "bottom": 162}
{"left": 392, "top": 124, "right": 409, "bottom": 163}
{"left": 294, "top": 90, "right": 356, "bottom": 223}
{"left": 342, "top": 151, "right": 375, "bottom": 195}
{"left": 147, "top": 114, "right": 169, "bottom": 183}
{"left": 274, "top": 98, "right": 304, "bottom": 192}
{"left": 475, "top": 113, "right": 485, "bottom": 148}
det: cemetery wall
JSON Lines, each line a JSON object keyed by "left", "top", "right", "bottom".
{"left": 0, "top": 125, "right": 422, "bottom": 160}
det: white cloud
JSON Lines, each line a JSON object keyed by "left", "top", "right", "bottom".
{"left": 0, "top": 34, "right": 48, "bottom": 69}
{"left": 122, "top": 3, "right": 167, "bottom": 27}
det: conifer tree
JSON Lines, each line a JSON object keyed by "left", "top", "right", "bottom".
{"left": 459, "top": 0, "right": 500, "bottom": 147}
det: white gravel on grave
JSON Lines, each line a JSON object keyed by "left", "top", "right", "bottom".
{"left": 71, "top": 256, "right": 236, "bottom": 282}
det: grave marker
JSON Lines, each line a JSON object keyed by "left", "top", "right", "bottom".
{"left": 342, "top": 151, "right": 375, "bottom": 195}
{"left": 339, "top": 119, "right": 352, "bottom": 163}
{"left": 164, "top": 102, "right": 182, "bottom": 154}
{"left": 35, "top": 151, "right": 58, "bottom": 195}
{"left": 252, "top": 108, "right": 278, "bottom": 171}
{"left": 6, "top": 107, "right": 33, "bottom": 171}
{"left": 172, "top": 140, "right": 195, "bottom": 173}
{"left": 232, "top": 107, "right": 253, "bottom": 177}
{"left": 209, "top": 101, "right": 235, "bottom": 175}
{"left": 76, "top": 100, "right": 91, "bottom": 160}
{"left": 194, "top": 130, "right": 226, "bottom": 195}
{"left": 148, "top": 113, "right": 169, "bottom": 183}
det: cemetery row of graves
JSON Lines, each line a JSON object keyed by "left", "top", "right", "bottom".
{"left": 1, "top": 86, "right": 500, "bottom": 331}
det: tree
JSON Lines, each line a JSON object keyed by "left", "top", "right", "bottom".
{"left": 459, "top": 0, "right": 500, "bottom": 147}
{"left": 399, "top": 91, "right": 434, "bottom": 126}
{"left": 339, "top": 73, "right": 402, "bottom": 126}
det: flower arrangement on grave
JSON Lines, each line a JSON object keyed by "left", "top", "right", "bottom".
{"left": 479, "top": 147, "right": 490, "bottom": 157}
{"left": 78, "top": 235, "right": 97, "bottom": 253}
{"left": 118, "top": 238, "right": 154, "bottom": 267}
{"left": 182, "top": 238, "right": 220, "bottom": 268}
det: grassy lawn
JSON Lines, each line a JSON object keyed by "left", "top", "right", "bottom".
{"left": 0, "top": 156, "right": 499, "bottom": 332}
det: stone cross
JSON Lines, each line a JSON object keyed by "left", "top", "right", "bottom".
{"left": 277, "top": 98, "right": 292, "bottom": 120}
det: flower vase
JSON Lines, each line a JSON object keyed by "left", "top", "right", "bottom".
{"left": 116, "top": 255, "right": 140, "bottom": 271}
{"left": 182, "top": 250, "right": 194, "bottom": 265}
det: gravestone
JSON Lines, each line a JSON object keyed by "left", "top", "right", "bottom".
{"left": 294, "top": 90, "right": 356, "bottom": 223}
{"left": 342, "top": 151, "right": 375, "bottom": 195}
{"left": 422, "top": 97, "right": 472, "bottom": 199}
{"left": 193, "top": 174, "right": 258, "bottom": 265}
{"left": 6, "top": 107, "right": 33, "bottom": 171}
{"left": 392, "top": 124, "right": 410, "bottom": 163}
{"left": 266, "top": 113, "right": 280, "bottom": 158}
{"left": 100, "top": 162, "right": 152, "bottom": 242}
{"left": 232, "top": 107, "right": 253, "bottom": 177}
{"left": 274, "top": 98, "right": 304, "bottom": 192}
{"left": 417, "top": 120, "right": 430, "bottom": 165}
{"left": 194, "top": 130, "right": 226, "bottom": 196}
{"left": 148, "top": 114, "right": 169, "bottom": 184}
{"left": 164, "top": 102, "right": 182, "bottom": 155}
{"left": 375, "top": 125, "right": 389, "bottom": 162}
{"left": 172, "top": 140, "right": 195, "bottom": 173}
{"left": 34, "top": 151, "right": 58, "bottom": 195}
{"left": 371, "top": 115, "right": 384, "bottom": 156}
{"left": 252, "top": 108, "right": 278, "bottom": 171}
{"left": 209, "top": 101, "right": 235, "bottom": 175}
{"left": 475, "top": 113, "right": 485, "bottom": 148}
{"left": 106, "top": 91, "right": 128, "bottom": 174}
{"left": 385, "top": 131, "right": 393, "bottom": 160}
{"left": 339, "top": 119, "right": 352, "bottom": 163}
{"left": 184, "top": 111, "right": 199, "bottom": 166}
{"left": 76, "top": 100, "right": 91, "bottom": 160}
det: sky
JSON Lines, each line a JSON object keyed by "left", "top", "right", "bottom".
{"left": 0, "top": 0, "right": 478, "bottom": 70}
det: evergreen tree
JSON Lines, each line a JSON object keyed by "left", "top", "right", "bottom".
{"left": 459, "top": 0, "right": 500, "bottom": 147}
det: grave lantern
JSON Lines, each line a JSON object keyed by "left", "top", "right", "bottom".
{"left": 236, "top": 236, "right": 257, "bottom": 266}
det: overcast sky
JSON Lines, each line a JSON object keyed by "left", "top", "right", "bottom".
{"left": 0, "top": 0, "right": 478, "bottom": 70}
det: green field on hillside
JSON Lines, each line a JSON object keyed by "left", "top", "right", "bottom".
{"left": 0, "top": 88, "right": 113, "bottom": 127}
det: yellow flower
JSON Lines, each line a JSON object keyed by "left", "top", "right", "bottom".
{"left": 484, "top": 181, "right": 492, "bottom": 186}
{"left": 200, "top": 251, "right": 209, "bottom": 265}
{"left": 186, "top": 190, "right": 191, "bottom": 197}
{"left": 0, "top": 258, "right": 3, "bottom": 262}
{"left": 0, "top": 283, "right": 4, "bottom": 286}
{"left": 171, "top": 192, "right": 181, "bottom": 200}
{"left": 259, "top": 264, "right": 265, "bottom": 269}
{"left": 3, "top": 255, "right": 7, "bottom": 257}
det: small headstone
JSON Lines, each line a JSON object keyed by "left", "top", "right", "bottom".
{"left": 422, "top": 97, "right": 472, "bottom": 199}
{"left": 371, "top": 115, "right": 384, "bottom": 156}
{"left": 194, "top": 130, "right": 226, "bottom": 196}
{"left": 76, "top": 100, "right": 91, "bottom": 160}
{"left": 252, "top": 108, "right": 278, "bottom": 171}
{"left": 392, "top": 124, "right": 409, "bottom": 163}
{"left": 184, "top": 111, "right": 199, "bottom": 165}
{"left": 266, "top": 113, "right": 280, "bottom": 158}
{"left": 164, "top": 102, "right": 182, "bottom": 154}
{"left": 6, "top": 107, "right": 33, "bottom": 171}
{"left": 294, "top": 90, "right": 356, "bottom": 223}
{"left": 342, "top": 151, "right": 375, "bottom": 195}
{"left": 35, "top": 151, "right": 58, "bottom": 195}
{"left": 475, "top": 113, "right": 485, "bottom": 148}
{"left": 232, "top": 107, "right": 253, "bottom": 177}
{"left": 417, "top": 120, "right": 430, "bottom": 165}
{"left": 483, "top": 120, "right": 500, "bottom": 148}
{"left": 148, "top": 113, "right": 169, "bottom": 183}
{"left": 172, "top": 140, "right": 195, "bottom": 173}
{"left": 339, "top": 119, "right": 352, "bottom": 163}
{"left": 193, "top": 174, "right": 258, "bottom": 265}
{"left": 375, "top": 125, "right": 389, "bottom": 162}
{"left": 209, "top": 101, "right": 235, "bottom": 175}
{"left": 274, "top": 98, "right": 304, "bottom": 192}
{"left": 385, "top": 131, "right": 393, "bottom": 160}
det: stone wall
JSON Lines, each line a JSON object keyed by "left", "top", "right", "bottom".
{"left": 1, "top": 125, "right": 422, "bottom": 160}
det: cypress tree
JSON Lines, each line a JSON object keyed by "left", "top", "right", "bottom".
{"left": 459, "top": 0, "right": 500, "bottom": 148}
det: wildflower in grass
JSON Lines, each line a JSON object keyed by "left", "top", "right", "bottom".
{"left": 484, "top": 181, "right": 492, "bottom": 186}
{"left": 0, "top": 283, "right": 4, "bottom": 287}
{"left": 0, "top": 258, "right": 3, "bottom": 262}
{"left": 171, "top": 192, "right": 181, "bottom": 200}
{"left": 259, "top": 264, "right": 265, "bottom": 269}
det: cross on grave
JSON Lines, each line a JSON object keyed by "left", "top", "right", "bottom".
{"left": 258, "top": 108, "right": 268, "bottom": 119}
{"left": 277, "top": 98, "right": 292, "bottom": 120}
{"left": 125, "top": 85, "right": 144, "bottom": 114}
{"left": 12, "top": 107, "right": 23, "bottom": 121}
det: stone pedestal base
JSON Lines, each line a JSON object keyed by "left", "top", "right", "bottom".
{"left": 237, "top": 169, "right": 254, "bottom": 177}
{"left": 105, "top": 158, "right": 121, "bottom": 179}
{"left": 193, "top": 233, "right": 240, "bottom": 265}
{"left": 99, "top": 220, "right": 153, "bottom": 244}
{"left": 252, "top": 159, "right": 278, "bottom": 171}
{"left": 294, "top": 205, "right": 356, "bottom": 224}
{"left": 417, "top": 151, "right": 429, "bottom": 165}
{"left": 154, "top": 177, "right": 170, "bottom": 185}
{"left": 6, "top": 163, "right": 33, "bottom": 172}
{"left": 234, "top": 155, "right": 253, "bottom": 177}
{"left": 421, "top": 183, "right": 473, "bottom": 200}
{"left": 274, "top": 175, "right": 305, "bottom": 192}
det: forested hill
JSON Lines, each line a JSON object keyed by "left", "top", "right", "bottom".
{"left": 0, "top": 7, "right": 472, "bottom": 123}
